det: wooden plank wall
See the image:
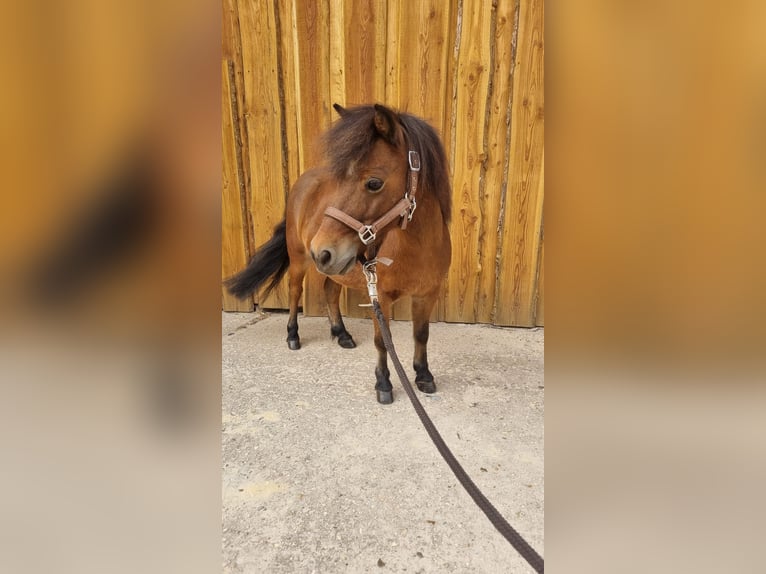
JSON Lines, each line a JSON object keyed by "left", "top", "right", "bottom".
{"left": 222, "top": 0, "right": 544, "bottom": 327}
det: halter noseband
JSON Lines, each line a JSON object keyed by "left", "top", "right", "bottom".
{"left": 324, "top": 149, "right": 421, "bottom": 246}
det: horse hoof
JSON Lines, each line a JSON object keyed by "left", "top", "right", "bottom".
{"left": 337, "top": 336, "right": 356, "bottom": 349}
{"left": 416, "top": 380, "right": 436, "bottom": 394}
{"left": 287, "top": 339, "right": 301, "bottom": 350}
{"left": 376, "top": 389, "right": 393, "bottom": 404}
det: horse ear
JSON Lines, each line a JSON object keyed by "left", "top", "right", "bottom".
{"left": 373, "top": 104, "right": 398, "bottom": 144}
{"left": 333, "top": 103, "right": 348, "bottom": 117}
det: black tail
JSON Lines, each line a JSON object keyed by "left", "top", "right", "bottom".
{"left": 225, "top": 220, "right": 289, "bottom": 300}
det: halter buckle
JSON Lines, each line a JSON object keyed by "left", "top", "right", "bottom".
{"left": 408, "top": 150, "right": 421, "bottom": 172}
{"left": 359, "top": 226, "right": 376, "bottom": 245}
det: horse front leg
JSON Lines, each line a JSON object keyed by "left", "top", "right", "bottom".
{"left": 323, "top": 277, "right": 356, "bottom": 348}
{"left": 286, "top": 262, "right": 306, "bottom": 350}
{"left": 372, "top": 297, "right": 393, "bottom": 404}
{"left": 411, "top": 294, "right": 437, "bottom": 393}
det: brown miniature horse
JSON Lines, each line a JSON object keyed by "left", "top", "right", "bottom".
{"left": 226, "top": 103, "right": 451, "bottom": 404}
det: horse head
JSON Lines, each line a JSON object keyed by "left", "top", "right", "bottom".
{"left": 309, "top": 104, "right": 411, "bottom": 276}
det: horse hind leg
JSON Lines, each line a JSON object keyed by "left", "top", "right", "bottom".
{"left": 323, "top": 277, "right": 356, "bottom": 349}
{"left": 411, "top": 295, "right": 437, "bottom": 394}
{"left": 286, "top": 262, "right": 306, "bottom": 350}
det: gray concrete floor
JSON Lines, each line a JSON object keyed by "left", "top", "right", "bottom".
{"left": 222, "top": 311, "right": 544, "bottom": 573}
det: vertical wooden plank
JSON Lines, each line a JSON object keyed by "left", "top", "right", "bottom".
{"left": 328, "top": 0, "right": 346, "bottom": 109}
{"left": 222, "top": 60, "right": 254, "bottom": 312}
{"left": 223, "top": 0, "right": 256, "bottom": 309}
{"left": 395, "top": 1, "right": 452, "bottom": 121}
{"left": 495, "top": 0, "right": 544, "bottom": 326}
{"left": 385, "top": 0, "right": 402, "bottom": 107}
{"left": 294, "top": 0, "right": 332, "bottom": 316}
{"left": 475, "top": 0, "right": 519, "bottom": 323}
{"left": 443, "top": 0, "right": 492, "bottom": 323}
{"left": 342, "top": 0, "right": 387, "bottom": 105}
{"left": 223, "top": 0, "right": 255, "bottom": 267}
{"left": 373, "top": 0, "right": 388, "bottom": 94}
{"left": 436, "top": 0, "right": 461, "bottom": 323}
{"left": 294, "top": 0, "right": 332, "bottom": 168}
{"left": 276, "top": 0, "right": 301, "bottom": 189}
{"left": 238, "top": 0, "right": 289, "bottom": 309}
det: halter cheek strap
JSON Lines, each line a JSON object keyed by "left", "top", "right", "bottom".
{"left": 405, "top": 150, "right": 420, "bottom": 225}
{"left": 323, "top": 149, "right": 421, "bottom": 246}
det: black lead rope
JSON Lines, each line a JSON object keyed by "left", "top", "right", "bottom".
{"left": 371, "top": 300, "right": 544, "bottom": 573}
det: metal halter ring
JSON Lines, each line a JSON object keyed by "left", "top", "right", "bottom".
{"left": 359, "top": 226, "right": 376, "bottom": 245}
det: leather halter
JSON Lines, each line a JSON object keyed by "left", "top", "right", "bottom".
{"left": 324, "top": 150, "right": 421, "bottom": 246}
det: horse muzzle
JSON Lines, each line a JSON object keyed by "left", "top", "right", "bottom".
{"left": 309, "top": 245, "right": 357, "bottom": 276}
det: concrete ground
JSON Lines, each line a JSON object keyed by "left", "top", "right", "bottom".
{"left": 222, "top": 311, "right": 544, "bottom": 574}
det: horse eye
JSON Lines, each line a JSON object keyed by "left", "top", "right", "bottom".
{"left": 365, "top": 178, "right": 384, "bottom": 192}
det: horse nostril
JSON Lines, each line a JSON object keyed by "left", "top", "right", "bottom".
{"left": 318, "top": 250, "right": 332, "bottom": 266}
{"left": 310, "top": 248, "right": 333, "bottom": 267}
